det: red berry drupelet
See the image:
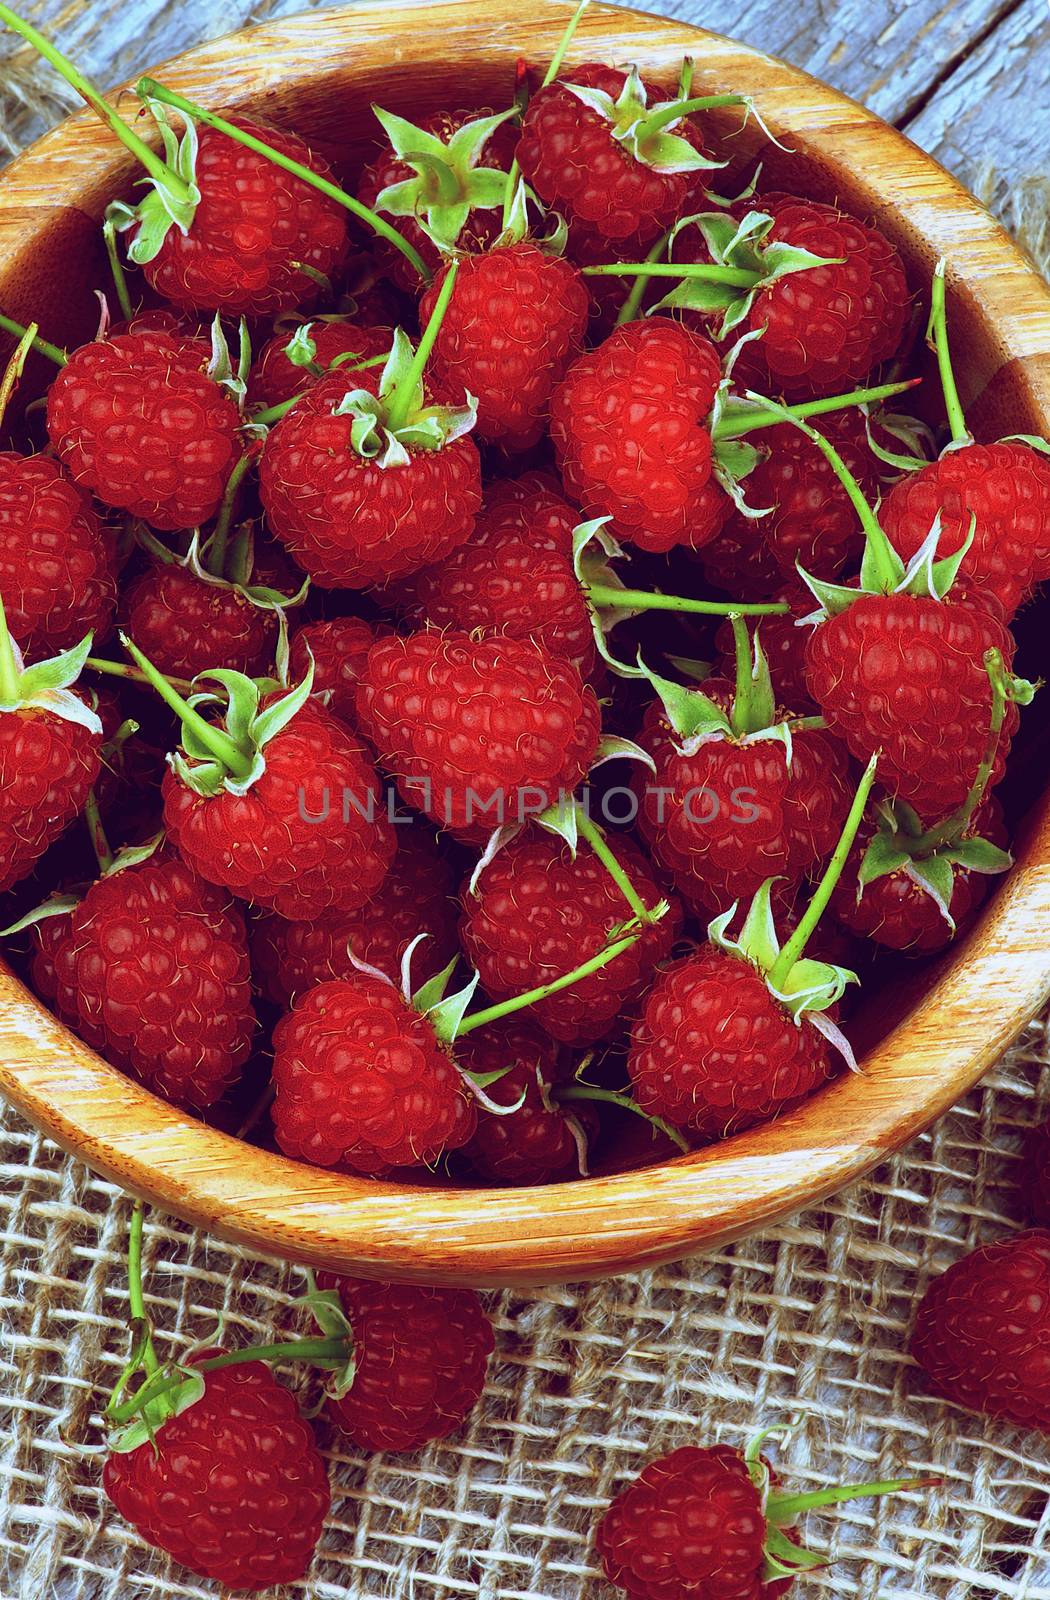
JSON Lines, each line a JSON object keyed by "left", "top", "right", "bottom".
{"left": 287, "top": 615, "right": 385, "bottom": 727}
{"left": 122, "top": 560, "right": 281, "bottom": 683}
{"left": 419, "top": 241, "right": 589, "bottom": 452}
{"left": 250, "top": 318, "right": 392, "bottom": 410}
{"left": 271, "top": 974, "right": 477, "bottom": 1173}
{"left": 259, "top": 285, "right": 482, "bottom": 589}
{"left": 354, "top": 629, "right": 602, "bottom": 844}
{"left": 0, "top": 453, "right": 116, "bottom": 658}
{"left": 46, "top": 328, "right": 241, "bottom": 532}
{"left": 36, "top": 847, "right": 255, "bottom": 1111}
{"left": 104, "top": 1358, "right": 331, "bottom": 1592}
{"left": 0, "top": 621, "right": 102, "bottom": 895}
{"left": 122, "top": 642, "right": 396, "bottom": 920}
{"left": 910, "top": 1230, "right": 1050, "bottom": 1430}
{"left": 516, "top": 63, "right": 723, "bottom": 252}
{"left": 316, "top": 1273, "right": 494, "bottom": 1451}
{"left": 461, "top": 824, "right": 682, "bottom": 1044}
{"left": 252, "top": 829, "right": 458, "bottom": 1007}
{"left": 550, "top": 319, "right": 728, "bottom": 553}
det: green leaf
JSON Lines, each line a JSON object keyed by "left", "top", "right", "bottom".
{"left": 947, "top": 837, "right": 1013, "bottom": 875}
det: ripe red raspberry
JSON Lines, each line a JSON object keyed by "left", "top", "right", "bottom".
{"left": 0, "top": 694, "right": 101, "bottom": 896}
{"left": 517, "top": 63, "right": 713, "bottom": 250}
{"left": 726, "top": 411, "right": 881, "bottom": 581}
{"left": 103, "top": 1359, "right": 330, "bottom": 1591}
{"left": 633, "top": 684, "right": 851, "bottom": 918}
{"left": 628, "top": 946, "right": 836, "bottom": 1139}
{"left": 250, "top": 318, "right": 391, "bottom": 410}
{"left": 35, "top": 851, "right": 254, "bottom": 1110}
{"left": 287, "top": 615, "right": 386, "bottom": 727}
{"left": 910, "top": 1230, "right": 1050, "bottom": 1429}
{"left": 550, "top": 319, "right": 728, "bottom": 553}
{"left": 686, "top": 192, "right": 911, "bottom": 398}
{"left": 419, "top": 242, "right": 589, "bottom": 451}
{"left": 0, "top": 454, "right": 116, "bottom": 658}
{"left": 259, "top": 366, "right": 482, "bottom": 587}
{"left": 830, "top": 796, "right": 1008, "bottom": 953}
{"left": 354, "top": 630, "right": 602, "bottom": 844}
{"left": 163, "top": 696, "right": 395, "bottom": 920}
{"left": 393, "top": 478, "right": 597, "bottom": 679}
{"left": 357, "top": 106, "right": 517, "bottom": 292}
{"left": 46, "top": 329, "right": 241, "bottom": 532}
{"left": 597, "top": 1444, "right": 793, "bottom": 1600}
{"left": 880, "top": 441, "right": 1050, "bottom": 620}
{"left": 461, "top": 830, "right": 682, "bottom": 1044}
{"left": 271, "top": 974, "right": 476, "bottom": 1173}
{"left": 459, "top": 1019, "right": 594, "bottom": 1185}
{"left": 317, "top": 1273, "right": 493, "bottom": 1451}
{"left": 804, "top": 595, "right": 1018, "bottom": 822}
{"left": 136, "top": 118, "right": 348, "bottom": 317}
{"left": 696, "top": 510, "right": 784, "bottom": 599}
{"left": 122, "top": 562, "right": 278, "bottom": 681}
{"left": 251, "top": 829, "right": 458, "bottom": 1007}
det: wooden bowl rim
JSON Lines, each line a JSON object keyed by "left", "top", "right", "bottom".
{"left": 0, "top": 0, "right": 1048, "bottom": 1287}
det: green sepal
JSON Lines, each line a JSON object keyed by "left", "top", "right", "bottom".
{"left": 1000, "top": 432, "right": 1050, "bottom": 457}
{"left": 207, "top": 314, "right": 251, "bottom": 409}
{"left": 173, "top": 659, "right": 314, "bottom": 798}
{"left": 427, "top": 972, "right": 482, "bottom": 1043}
{"left": 372, "top": 104, "right": 517, "bottom": 252}
{"left": 185, "top": 529, "right": 310, "bottom": 614}
{"left": 301, "top": 1286, "right": 357, "bottom": 1399}
{"left": 284, "top": 323, "right": 319, "bottom": 369}
{"left": 897, "top": 512, "right": 974, "bottom": 600}
{"left": 949, "top": 837, "right": 1014, "bottom": 874}
{"left": 643, "top": 662, "right": 733, "bottom": 747}
{"left": 708, "top": 879, "right": 858, "bottom": 1024}
{"left": 863, "top": 408, "right": 934, "bottom": 474}
{"left": 411, "top": 950, "right": 460, "bottom": 1015}
{"left": 107, "top": 1364, "right": 206, "bottom": 1455}
{"left": 100, "top": 832, "right": 167, "bottom": 879}
{"left": 536, "top": 797, "right": 581, "bottom": 854}
{"left": 762, "top": 1524, "right": 828, "bottom": 1584}
{"left": 332, "top": 327, "right": 477, "bottom": 465}
{"left": 564, "top": 68, "right": 726, "bottom": 175}
{"left": 0, "top": 631, "right": 103, "bottom": 736}
{"left": 111, "top": 99, "right": 201, "bottom": 264}
{"left": 854, "top": 794, "right": 1013, "bottom": 934}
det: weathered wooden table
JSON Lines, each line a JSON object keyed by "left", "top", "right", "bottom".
{"left": 0, "top": 0, "right": 1047, "bottom": 254}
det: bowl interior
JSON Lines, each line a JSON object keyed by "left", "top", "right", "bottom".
{"left": 0, "top": 0, "right": 1048, "bottom": 1286}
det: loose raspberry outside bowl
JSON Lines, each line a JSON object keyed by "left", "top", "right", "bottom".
{"left": 0, "top": 0, "right": 1048, "bottom": 1288}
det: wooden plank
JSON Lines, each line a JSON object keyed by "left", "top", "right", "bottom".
{"left": 0, "top": 0, "right": 1031, "bottom": 160}
{"left": 903, "top": 0, "right": 1050, "bottom": 250}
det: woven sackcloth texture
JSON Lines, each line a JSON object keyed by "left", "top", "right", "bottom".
{"left": 2, "top": 5, "right": 1050, "bottom": 1598}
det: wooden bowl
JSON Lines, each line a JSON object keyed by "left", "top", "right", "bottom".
{"left": 1, "top": 0, "right": 1048, "bottom": 1288}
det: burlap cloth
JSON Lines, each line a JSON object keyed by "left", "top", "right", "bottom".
{"left": 3, "top": 19, "right": 1050, "bottom": 1600}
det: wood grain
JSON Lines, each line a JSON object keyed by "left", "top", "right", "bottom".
{"left": 0, "top": 0, "right": 1048, "bottom": 1286}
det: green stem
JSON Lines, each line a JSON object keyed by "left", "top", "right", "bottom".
{"left": 615, "top": 229, "right": 671, "bottom": 327}
{"left": 677, "top": 57, "right": 695, "bottom": 99}
{"left": 576, "top": 810, "right": 652, "bottom": 923}
{"left": 85, "top": 656, "right": 197, "bottom": 697}
{"left": 120, "top": 633, "right": 252, "bottom": 781}
{"left": 586, "top": 583, "right": 788, "bottom": 617}
{"left": 206, "top": 452, "right": 253, "bottom": 577}
{"left": 127, "top": 1201, "right": 159, "bottom": 1379}
{"left": 84, "top": 789, "right": 113, "bottom": 874}
{"left": 106, "top": 1335, "right": 350, "bottom": 1426}
{"left": 583, "top": 261, "right": 756, "bottom": 287}
{"left": 915, "top": 648, "right": 1008, "bottom": 853}
{"left": 137, "top": 79, "right": 431, "bottom": 284}
{"left": 0, "top": 4, "right": 190, "bottom": 196}
{"left": 102, "top": 218, "right": 134, "bottom": 322}
{"left": 557, "top": 1083, "right": 689, "bottom": 1152}
{"left": 728, "top": 614, "right": 752, "bottom": 738}
{"left": 639, "top": 92, "right": 747, "bottom": 138}
{"left": 744, "top": 390, "right": 901, "bottom": 590}
{"left": 0, "top": 592, "right": 21, "bottom": 703}
{"left": 767, "top": 753, "right": 878, "bottom": 988}
{"left": 455, "top": 930, "right": 641, "bottom": 1038}
{"left": 769, "top": 1476, "right": 935, "bottom": 1523}
{"left": 0, "top": 311, "right": 67, "bottom": 367}
{"left": 927, "top": 263, "right": 968, "bottom": 445}
{"left": 711, "top": 379, "right": 921, "bottom": 441}
{"left": 385, "top": 258, "right": 459, "bottom": 434}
